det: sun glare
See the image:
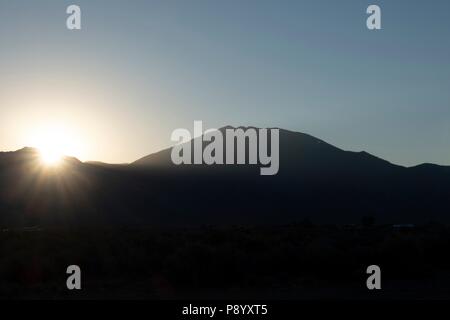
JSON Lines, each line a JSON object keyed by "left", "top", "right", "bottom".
{"left": 40, "top": 148, "right": 63, "bottom": 165}
{"left": 29, "top": 125, "right": 84, "bottom": 166}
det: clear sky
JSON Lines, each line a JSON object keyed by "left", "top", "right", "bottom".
{"left": 0, "top": 0, "right": 449, "bottom": 166}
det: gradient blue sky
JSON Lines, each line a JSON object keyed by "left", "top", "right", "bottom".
{"left": 0, "top": 0, "right": 449, "bottom": 165}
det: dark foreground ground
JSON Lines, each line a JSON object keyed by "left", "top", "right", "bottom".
{"left": 1, "top": 223, "right": 450, "bottom": 300}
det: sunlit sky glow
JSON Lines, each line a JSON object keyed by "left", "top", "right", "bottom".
{"left": 1, "top": 0, "right": 450, "bottom": 166}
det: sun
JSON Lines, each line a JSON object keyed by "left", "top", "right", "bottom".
{"left": 40, "top": 148, "right": 64, "bottom": 165}
{"left": 28, "top": 125, "right": 84, "bottom": 166}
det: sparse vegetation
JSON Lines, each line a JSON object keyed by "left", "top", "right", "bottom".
{"left": 1, "top": 223, "right": 450, "bottom": 299}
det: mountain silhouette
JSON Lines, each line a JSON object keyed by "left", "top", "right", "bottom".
{"left": 1, "top": 127, "right": 449, "bottom": 227}
{"left": 133, "top": 127, "right": 400, "bottom": 174}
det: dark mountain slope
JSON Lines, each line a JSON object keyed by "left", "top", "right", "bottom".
{"left": 1, "top": 128, "right": 449, "bottom": 227}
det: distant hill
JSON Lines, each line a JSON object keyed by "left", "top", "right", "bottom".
{"left": 133, "top": 127, "right": 401, "bottom": 173}
{"left": 1, "top": 127, "right": 450, "bottom": 227}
